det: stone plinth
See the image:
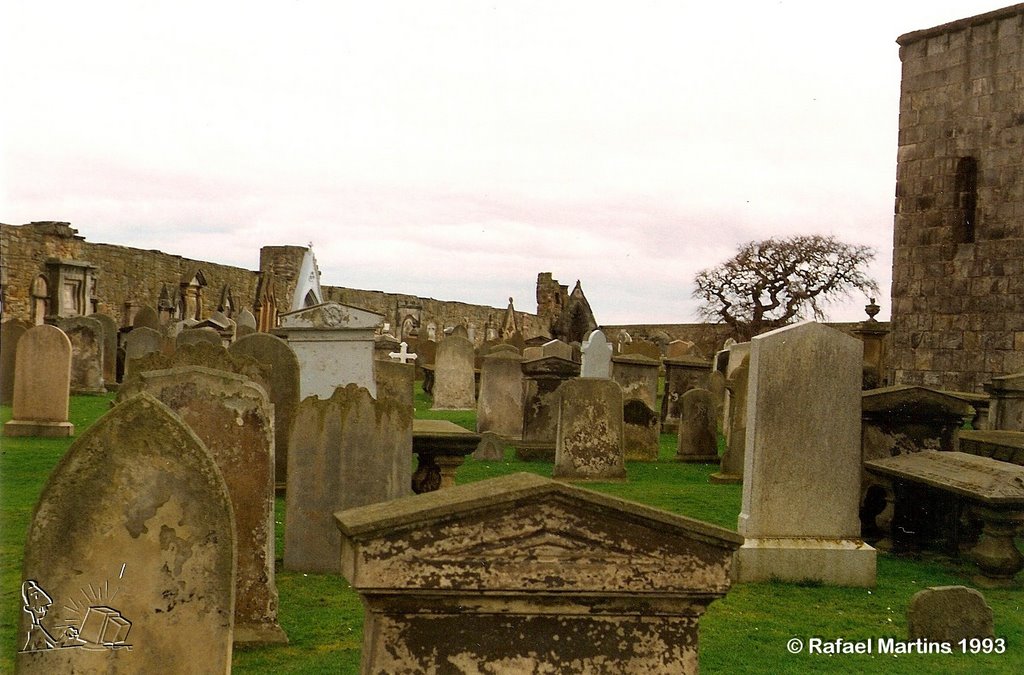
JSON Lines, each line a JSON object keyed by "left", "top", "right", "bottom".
{"left": 661, "top": 355, "right": 711, "bottom": 433}
{"left": 273, "top": 301, "right": 382, "bottom": 400}
{"left": 335, "top": 473, "right": 743, "bottom": 674}
{"left": 4, "top": 325, "right": 74, "bottom": 438}
{"left": 553, "top": 378, "right": 626, "bottom": 482}
{"left": 735, "top": 322, "right": 876, "bottom": 587}
{"left": 515, "top": 355, "right": 580, "bottom": 461}
{"left": 985, "top": 372, "right": 1024, "bottom": 432}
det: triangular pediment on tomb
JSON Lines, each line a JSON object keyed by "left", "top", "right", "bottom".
{"left": 278, "top": 301, "right": 382, "bottom": 330}
{"left": 862, "top": 385, "right": 975, "bottom": 419}
{"left": 336, "top": 473, "right": 742, "bottom": 594}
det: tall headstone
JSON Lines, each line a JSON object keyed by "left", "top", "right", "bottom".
{"left": 57, "top": 316, "right": 106, "bottom": 394}
{"left": 721, "top": 341, "right": 751, "bottom": 442}
{"left": 122, "top": 327, "right": 164, "bottom": 378}
{"left": 3, "top": 325, "right": 74, "bottom": 438}
{"left": 676, "top": 388, "right": 719, "bottom": 463}
{"left": 336, "top": 473, "right": 743, "bottom": 673}
{"left": 431, "top": 333, "right": 476, "bottom": 410}
{"left": 476, "top": 345, "right": 524, "bottom": 438}
{"left": 132, "top": 305, "right": 161, "bottom": 331}
{"left": 708, "top": 370, "right": 727, "bottom": 431}
{"left": 516, "top": 350, "right": 580, "bottom": 461}
{"left": 611, "top": 353, "right": 661, "bottom": 461}
{"left": 230, "top": 333, "right": 301, "bottom": 487}
{"left": 734, "top": 322, "right": 876, "bottom": 586}
{"left": 375, "top": 360, "right": 416, "bottom": 413}
{"left": 580, "top": 329, "right": 612, "bottom": 378}
{"left": 553, "top": 378, "right": 626, "bottom": 481}
{"left": 235, "top": 308, "right": 258, "bottom": 337}
{"left": 710, "top": 358, "right": 748, "bottom": 484}
{"left": 285, "top": 384, "right": 412, "bottom": 573}
{"left": 0, "top": 319, "right": 29, "bottom": 405}
{"left": 90, "top": 313, "right": 119, "bottom": 385}
{"left": 17, "top": 394, "right": 235, "bottom": 674}
{"left": 273, "top": 302, "right": 383, "bottom": 399}
{"left": 118, "top": 367, "right": 286, "bottom": 645}
{"left": 661, "top": 355, "right": 712, "bottom": 433}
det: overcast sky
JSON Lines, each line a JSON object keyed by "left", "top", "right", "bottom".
{"left": 0, "top": 1, "right": 1003, "bottom": 324}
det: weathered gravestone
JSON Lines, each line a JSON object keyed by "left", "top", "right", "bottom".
{"left": 734, "top": 322, "right": 876, "bottom": 586}
{"left": 235, "top": 308, "right": 258, "bottom": 338}
{"left": 273, "top": 301, "right": 382, "bottom": 399}
{"left": 431, "top": 333, "right": 476, "bottom": 410}
{"left": 3, "top": 325, "right": 74, "bottom": 438}
{"left": 117, "top": 367, "right": 286, "bottom": 645}
{"left": 907, "top": 586, "right": 994, "bottom": 643}
{"left": 710, "top": 355, "right": 749, "bottom": 484}
{"left": 126, "top": 340, "right": 272, "bottom": 399}
{"left": 230, "top": 333, "right": 301, "bottom": 487}
{"left": 0, "top": 319, "right": 29, "bottom": 405}
{"left": 375, "top": 360, "right": 416, "bottom": 413}
{"left": 335, "top": 473, "right": 743, "bottom": 674}
{"left": 676, "top": 388, "right": 719, "bottom": 463}
{"left": 373, "top": 332, "right": 401, "bottom": 361}
{"left": 122, "top": 327, "right": 165, "bottom": 379}
{"left": 708, "top": 370, "right": 727, "bottom": 431}
{"left": 56, "top": 316, "right": 106, "bottom": 394}
{"left": 177, "top": 326, "right": 223, "bottom": 349}
{"left": 612, "top": 353, "right": 661, "bottom": 461}
{"left": 661, "top": 354, "right": 712, "bottom": 433}
{"left": 665, "top": 339, "right": 697, "bottom": 358}
{"left": 720, "top": 341, "right": 750, "bottom": 441}
{"left": 516, "top": 341, "right": 580, "bottom": 461}
{"left": 285, "top": 384, "right": 412, "bottom": 573}
{"left": 17, "top": 394, "right": 234, "bottom": 674}
{"left": 89, "top": 313, "right": 119, "bottom": 385}
{"left": 553, "top": 378, "right": 627, "bottom": 482}
{"left": 472, "top": 431, "right": 505, "bottom": 461}
{"left": 580, "top": 329, "right": 612, "bottom": 378}
{"left": 476, "top": 345, "right": 524, "bottom": 438}
{"left": 132, "top": 305, "right": 161, "bottom": 331}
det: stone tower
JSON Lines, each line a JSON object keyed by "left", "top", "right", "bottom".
{"left": 889, "top": 5, "right": 1024, "bottom": 393}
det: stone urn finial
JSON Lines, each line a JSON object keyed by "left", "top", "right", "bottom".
{"left": 865, "top": 298, "right": 880, "bottom": 322}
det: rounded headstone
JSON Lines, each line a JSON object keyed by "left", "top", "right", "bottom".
{"left": 907, "top": 586, "right": 994, "bottom": 643}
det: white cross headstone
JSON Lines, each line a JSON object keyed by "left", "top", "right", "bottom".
{"left": 389, "top": 341, "right": 418, "bottom": 364}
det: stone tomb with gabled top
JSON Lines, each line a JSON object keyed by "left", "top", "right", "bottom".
{"left": 335, "top": 472, "right": 742, "bottom": 674}
{"left": 273, "top": 301, "right": 382, "bottom": 400}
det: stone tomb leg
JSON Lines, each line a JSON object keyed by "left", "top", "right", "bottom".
{"left": 335, "top": 473, "right": 743, "bottom": 674}
{"left": 734, "top": 322, "right": 876, "bottom": 587}
{"left": 17, "top": 394, "right": 235, "bottom": 674}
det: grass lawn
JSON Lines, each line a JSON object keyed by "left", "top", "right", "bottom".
{"left": 1, "top": 389, "right": 1022, "bottom": 673}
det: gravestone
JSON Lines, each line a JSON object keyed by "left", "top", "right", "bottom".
{"left": 374, "top": 332, "right": 401, "bottom": 361}
{"left": 57, "top": 316, "right": 106, "bottom": 394}
{"left": 580, "top": 329, "right": 612, "bottom": 378}
{"left": 710, "top": 356, "right": 749, "bottom": 484}
{"left": 3, "top": 325, "right": 74, "bottom": 437}
{"left": 721, "top": 341, "right": 751, "bottom": 441}
{"left": 375, "top": 360, "right": 415, "bottom": 413}
{"left": 122, "top": 327, "right": 164, "bottom": 378}
{"left": 235, "top": 308, "right": 258, "bottom": 337}
{"left": 132, "top": 305, "right": 160, "bottom": 331}
{"left": 476, "top": 345, "right": 524, "bottom": 438}
{"left": 472, "top": 431, "right": 505, "bottom": 461}
{"left": 285, "top": 384, "right": 412, "bottom": 573}
{"left": 665, "top": 340, "right": 697, "bottom": 358}
{"left": 1, "top": 319, "right": 29, "bottom": 405}
{"left": 907, "top": 586, "right": 994, "bottom": 642}
{"left": 661, "top": 354, "right": 712, "bottom": 433}
{"left": 177, "top": 326, "right": 223, "bottom": 348}
{"left": 17, "top": 394, "right": 234, "bottom": 674}
{"left": 230, "top": 333, "right": 301, "bottom": 487}
{"left": 676, "top": 388, "right": 719, "bottom": 463}
{"left": 118, "top": 367, "right": 286, "bottom": 645}
{"left": 734, "top": 322, "right": 876, "bottom": 586}
{"left": 516, "top": 352, "right": 580, "bottom": 461}
{"left": 611, "top": 354, "right": 661, "bottom": 461}
{"left": 432, "top": 333, "right": 476, "bottom": 410}
{"left": 553, "top": 378, "right": 626, "bottom": 481}
{"left": 708, "top": 370, "right": 727, "bottom": 430}
{"left": 125, "top": 341, "right": 272, "bottom": 401}
{"left": 335, "top": 473, "right": 742, "bottom": 673}
{"left": 273, "top": 301, "right": 383, "bottom": 399}
{"left": 451, "top": 325, "right": 469, "bottom": 340}
{"left": 90, "top": 313, "right": 119, "bottom": 385}
{"left": 621, "top": 339, "right": 661, "bottom": 361}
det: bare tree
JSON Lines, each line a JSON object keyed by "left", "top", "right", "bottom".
{"left": 693, "top": 235, "right": 878, "bottom": 341}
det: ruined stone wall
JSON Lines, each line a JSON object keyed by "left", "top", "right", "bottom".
{"left": 890, "top": 5, "right": 1024, "bottom": 393}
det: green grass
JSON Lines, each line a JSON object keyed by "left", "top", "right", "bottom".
{"left": 2, "top": 389, "right": 1023, "bottom": 673}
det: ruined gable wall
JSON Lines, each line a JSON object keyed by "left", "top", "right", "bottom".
{"left": 889, "top": 5, "right": 1024, "bottom": 393}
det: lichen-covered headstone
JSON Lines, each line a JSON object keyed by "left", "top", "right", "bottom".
{"left": 612, "top": 354, "right": 661, "bottom": 461}
{"left": 907, "top": 586, "right": 994, "bottom": 642}
{"left": 432, "top": 333, "right": 476, "bottom": 410}
{"left": 177, "top": 326, "right": 223, "bottom": 348}
{"left": 17, "top": 394, "right": 235, "bottom": 673}
{"left": 119, "top": 366, "right": 286, "bottom": 645}
{"left": 57, "top": 316, "right": 106, "bottom": 394}
{"left": 122, "top": 327, "right": 164, "bottom": 378}
{"left": 3, "top": 325, "right": 74, "bottom": 438}
{"left": 132, "top": 305, "right": 161, "bottom": 331}
{"left": 553, "top": 378, "right": 626, "bottom": 481}
{"left": 676, "top": 388, "right": 718, "bottom": 463}
{"left": 285, "top": 384, "right": 413, "bottom": 573}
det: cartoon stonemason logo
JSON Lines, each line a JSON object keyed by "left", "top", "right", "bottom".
{"left": 20, "top": 574, "right": 132, "bottom": 653}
